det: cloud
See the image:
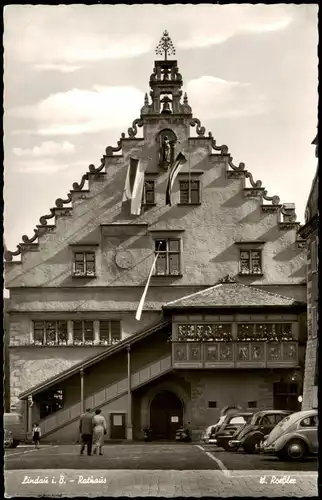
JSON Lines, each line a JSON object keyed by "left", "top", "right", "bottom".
{"left": 34, "top": 63, "right": 83, "bottom": 73}
{"left": 186, "top": 76, "right": 268, "bottom": 119}
{"left": 13, "top": 141, "right": 75, "bottom": 157}
{"left": 177, "top": 5, "right": 293, "bottom": 49}
{"left": 15, "top": 158, "right": 84, "bottom": 174}
{"left": 8, "top": 85, "right": 145, "bottom": 136}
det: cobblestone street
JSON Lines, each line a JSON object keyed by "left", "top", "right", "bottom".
{"left": 4, "top": 444, "right": 318, "bottom": 497}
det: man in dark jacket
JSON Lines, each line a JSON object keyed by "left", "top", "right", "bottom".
{"left": 79, "top": 408, "right": 93, "bottom": 456}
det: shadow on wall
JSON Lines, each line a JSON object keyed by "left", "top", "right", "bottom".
{"left": 221, "top": 191, "right": 250, "bottom": 208}
{"left": 273, "top": 245, "right": 305, "bottom": 261}
{"left": 210, "top": 243, "right": 238, "bottom": 263}
{"left": 238, "top": 207, "right": 262, "bottom": 224}
{"left": 204, "top": 169, "right": 231, "bottom": 189}
{"left": 289, "top": 265, "right": 306, "bottom": 278}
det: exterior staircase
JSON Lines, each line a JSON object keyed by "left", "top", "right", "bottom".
{"left": 40, "top": 355, "right": 172, "bottom": 438}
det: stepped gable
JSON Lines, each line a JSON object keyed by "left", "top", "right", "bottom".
{"left": 5, "top": 29, "right": 300, "bottom": 263}
{"left": 163, "top": 281, "right": 305, "bottom": 309}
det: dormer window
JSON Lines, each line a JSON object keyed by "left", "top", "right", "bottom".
{"left": 73, "top": 252, "right": 95, "bottom": 277}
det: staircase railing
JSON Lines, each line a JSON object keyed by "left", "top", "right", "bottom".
{"left": 40, "top": 355, "right": 172, "bottom": 436}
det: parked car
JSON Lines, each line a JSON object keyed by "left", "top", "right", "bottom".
{"left": 260, "top": 409, "right": 318, "bottom": 461}
{"left": 202, "top": 415, "right": 226, "bottom": 443}
{"left": 4, "top": 412, "right": 26, "bottom": 448}
{"left": 214, "top": 413, "right": 254, "bottom": 447}
{"left": 4, "top": 429, "right": 14, "bottom": 449}
{"left": 228, "top": 410, "right": 292, "bottom": 454}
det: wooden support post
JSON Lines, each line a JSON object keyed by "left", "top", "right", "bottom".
{"left": 80, "top": 369, "right": 84, "bottom": 414}
{"left": 27, "top": 395, "right": 33, "bottom": 437}
{"left": 126, "top": 346, "right": 133, "bottom": 440}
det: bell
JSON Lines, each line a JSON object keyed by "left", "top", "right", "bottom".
{"left": 161, "top": 97, "right": 172, "bottom": 114}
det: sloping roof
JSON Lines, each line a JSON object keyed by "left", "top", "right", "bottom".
{"left": 19, "top": 318, "right": 170, "bottom": 399}
{"left": 163, "top": 283, "right": 305, "bottom": 309}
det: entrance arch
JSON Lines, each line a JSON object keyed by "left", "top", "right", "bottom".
{"left": 150, "top": 390, "right": 183, "bottom": 440}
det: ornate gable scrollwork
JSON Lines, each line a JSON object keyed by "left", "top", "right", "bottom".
{"left": 190, "top": 117, "right": 206, "bottom": 136}
{"left": 228, "top": 156, "right": 245, "bottom": 171}
{"left": 105, "top": 135, "right": 125, "bottom": 156}
{"left": 128, "top": 118, "right": 143, "bottom": 138}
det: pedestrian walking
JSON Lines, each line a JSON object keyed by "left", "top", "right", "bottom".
{"left": 79, "top": 408, "right": 94, "bottom": 456}
{"left": 32, "top": 423, "right": 41, "bottom": 449}
{"left": 92, "top": 408, "right": 107, "bottom": 456}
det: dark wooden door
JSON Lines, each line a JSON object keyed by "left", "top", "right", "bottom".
{"left": 150, "top": 391, "right": 183, "bottom": 440}
{"left": 110, "top": 413, "right": 126, "bottom": 439}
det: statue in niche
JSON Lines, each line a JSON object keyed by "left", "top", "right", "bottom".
{"left": 158, "top": 131, "right": 176, "bottom": 171}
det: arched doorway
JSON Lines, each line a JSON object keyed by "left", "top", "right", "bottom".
{"left": 150, "top": 390, "right": 183, "bottom": 440}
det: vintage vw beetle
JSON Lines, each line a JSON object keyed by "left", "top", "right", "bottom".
{"left": 260, "top": 409, "right": 318, "bottom": 461}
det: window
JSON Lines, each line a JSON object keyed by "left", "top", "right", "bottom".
{"left": 248, "top": 401, "right": 257, "bottom": 408}
{"left": 73, "top": 320, "right": 94, "bottom": 345}
{"left": 73, "top": 252, "right": 96, "bottom": 277}
{"left": 179, "top": 180, "right": 200, "bottom": 204}
{"left": 99, "top": 320, "right": 122, "bottom": 345}
{"left": 33, "top": 321, "right": 68, "bottom": 345}
{"left": 208, "top": 401, "right": 217, "bottom": 408}
{"left": 311, "top": 239, "right": 317, "bottom": 273}
{"left": 300, "top": 416, "right": 318, "bottom": 428}
{"left": 142, "top": 180, "right": 155, "bottom": 205}
{"left": 239, "top": 250, "right": 262, "bottom": 275}
{"left": 154, "top": 239, "right": 181, "bottom": 276}
{"left": 36, "top": 389, "right": 64, "bottom": 419}
{"left": 237, "top": 323, "right": 293, "bottom": 342}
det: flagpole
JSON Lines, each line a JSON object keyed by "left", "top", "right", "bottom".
{"left": 135, "top": 243, "right": 161, "bottom": 321}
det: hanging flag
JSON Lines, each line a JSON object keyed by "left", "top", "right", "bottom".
{"left": 122, "top": 157, "right": 139, "bottom": 202}
{"left": 135, "top": 252, "right": 159, "bottom": 321}
{"left": 131, "top": 160, "right": 146, "bottom": 216}
{"left": 165, "top": 151, "right": 187, "bottom": 206}
{"left": 122, "top": 157, "right": 147, "bottom": 215}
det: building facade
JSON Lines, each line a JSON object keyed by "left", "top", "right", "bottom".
{"left": 299, "top": 134, "right": 319, "bottom": 410}
{"left": 5, "top": 34, "right": 308, "bottom": 442}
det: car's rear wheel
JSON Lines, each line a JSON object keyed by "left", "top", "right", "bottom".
{"left": 285, "top": 440, "right": 307, "bottom": 461}
{"left": 243, "top": 436, "right": 262, "bottom": 454}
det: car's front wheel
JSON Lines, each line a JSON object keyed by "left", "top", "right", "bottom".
{"left": 284, "top": 439, "right": 307, "bottom": 461}
{"left": 222, "top": 441, "right": 239, "bottom": 452}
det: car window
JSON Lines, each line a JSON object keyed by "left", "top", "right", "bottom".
{"left": 230, "top": 417, "right": 245, "bottom": 425}
{"left": 274, "top": 414, "right": 287, "bottom": 424}
{"left": 261, "top": 415, "right": 275, "bottom": 425}
{"left": 300, "top": 416, "right": 318, "bottom": 428}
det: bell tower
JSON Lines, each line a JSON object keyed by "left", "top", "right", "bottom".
{"left": 140, "top": 30, "right": 192, "bottom": 116}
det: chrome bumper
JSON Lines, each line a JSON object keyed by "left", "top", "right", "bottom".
{"left": 229, "top": 440, "right": 241, "bottom": 446}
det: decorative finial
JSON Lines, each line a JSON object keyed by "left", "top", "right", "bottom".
{"left": 155, "top": 30, "right": 176, "bottom": 61}
{"left": 144, "top": 93, "right": 149, "bottom": 105}
{"left": 183, "top": 92, "right": 188, "bottom": 104}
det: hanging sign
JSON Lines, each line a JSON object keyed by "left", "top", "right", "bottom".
{"left": 171, "top": 416, "right": 179, "bottom": 423}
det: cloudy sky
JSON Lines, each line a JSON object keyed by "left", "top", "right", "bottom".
{"left": 4, "top": 4, "right": 318, "bottom": 253}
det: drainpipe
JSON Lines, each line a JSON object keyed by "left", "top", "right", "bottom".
{"left": 80, "top": 369, "right": 84, "bottom": 414}
{"left": 126, "top": 345, "right": 133, "bottom": 440}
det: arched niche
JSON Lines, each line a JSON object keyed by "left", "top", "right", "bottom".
{"left": 156, "top": 129, "right": 177, "bottom": 171}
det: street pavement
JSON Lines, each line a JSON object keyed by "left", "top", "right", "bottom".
{"left": 4, "top": 443, "right": 318, "bottom": 497}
